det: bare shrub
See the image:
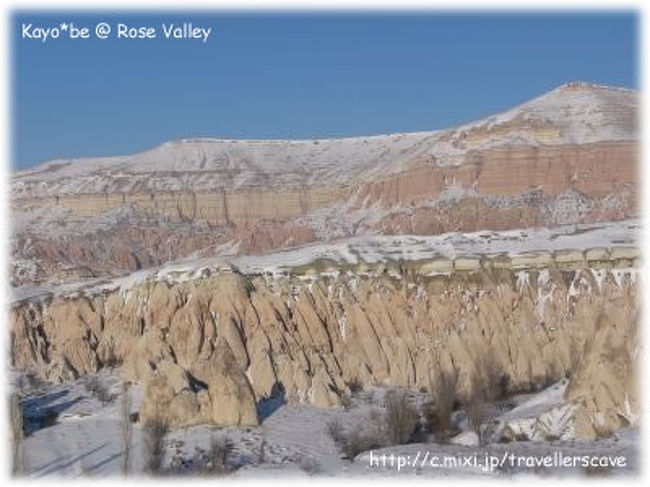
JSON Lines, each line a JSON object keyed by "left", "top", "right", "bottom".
{"left": 85, "top": 376, "right": 115, "bottom": 406}
{"left": 327, "top": 416, "right": 386, "bottom": 460}
{"left": 465, "top": 371, "right": 487, "bottom": 433}
{"left": 208, "top": 436, "right": 235, "bottom": 474}
{"left": 25, "top": 372, "right": 42, "bottom": 390}
{"left": 15, "top": 372, "right": 43, "bottom": 395}
{"left": 194, "top": 436, "right": 235, "bottom": 475}
{"left": 465, "top": 396, "right": 486, "bottom": 432}
{"left": 120, "top": 382, "right": 132, "bottom": 476}
{"left": 326, "top": 419, "right": 346, "bottom": 448}
{"left": 14, "top": 375, "right": 28, "bottom": 395}
{"left": 258, "top": 438, "right": 267, "bottom": 464}
{"left": 426, "top": 367, "right": 459, "bottom": 439}
{"left": 343, "top": 425, "right": 385, "bottom": 459}
{"left": 143, "top": 417, "right": 169, "bottom": 475}
{"left": 384, "top": 388, "right": 418, "bottom": 445}
{"left": 464, "top": 355, "right": 507, "bottom": 437}
{"left": 478, "top": 354, "right": 507, "bottom": 403}
{"left": 10, "top": 393, "right": 25, "bottom": 476}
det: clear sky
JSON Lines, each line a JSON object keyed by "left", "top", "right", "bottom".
{"left": 12, "top": 11, "right": 638, "bottom": 169}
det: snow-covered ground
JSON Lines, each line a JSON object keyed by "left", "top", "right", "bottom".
{"left": 232, "top": 218, "right": 638, "bottom": 275}
{"left": 9, "top": 218, "right": 639, "bottom": 304}
{"left": 11, "top": 371, "right": 638, "bottom": 478}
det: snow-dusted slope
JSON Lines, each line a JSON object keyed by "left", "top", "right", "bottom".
{"left": 12, "top": 82, "right": 637, "bottom": 198}
{"left": 10, "top": 218, "right": 639, "bottom": 303}
{"left": 232, "top": 218, "right": 639, "bottom": 275}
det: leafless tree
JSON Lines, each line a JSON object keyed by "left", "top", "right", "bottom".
{"left": 120, "top": 381, "right": 132, "bottom": 476}
{"left": 426, "top": 366, "right": 459, "bottom": 439}
{"left": 384, "top": 388, "right": 418, "bottom": 445}
{"left": 143, "top": 416, "right": 169, "bottom": 474}
{"left": 10, "top": 392, "right": 25, "bottom": 476}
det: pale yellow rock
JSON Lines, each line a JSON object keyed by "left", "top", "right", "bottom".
{"left": 609, "top": 246, "right": 639, "bottom": 261}
{"left": 585, "top": 247, "right": 610, "bottom": 262}
{"left": 454, "top": 257, "right": 481, "bottom": 272}
{"left": 554, "top": 250, "right": 585, "bottom": 270}
{"left": 511, "top": 251, "right": 553, "bottom": 269}
{"left": 419, "top": 258, "right": 454, "bottom": 275}
{"left": 9, "top": 255, "right": 639, "bottom": 435}
{"left": 565, "top": 308, "right": 639, "bottom": 438}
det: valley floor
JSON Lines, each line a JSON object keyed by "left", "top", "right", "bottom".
{"left": 12, "top": 370, "right": 638, "bottom": 479}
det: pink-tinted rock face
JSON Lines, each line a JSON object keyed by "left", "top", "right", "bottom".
{"left": 11, "top": 83, "right": 638, "bottom": 285}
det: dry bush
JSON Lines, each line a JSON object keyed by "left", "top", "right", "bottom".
{"left": 25, "top": 372, "right": 43, "bottom": 390}
{"left": 120, "top": 382, "right": 132, "bottom": 476}
{"left": 478, "top": 354, "right": 507, "bottom": 403}
{"left": 10, "top": 393, "right": 25, "bottom": 476}
{"left": 208, "top": 436, "right": 235, "bottom": 474}
{"left": 194, "top": 436, "right": 235, "bottom": 475}
{"left": 143, "top": 417, "right": 169, "bottom": 474}
{"left": 384, "top": 388, "right": 418, "bottom": 445}
{"left": 464, "top": 355, "right": 507, "bottom": 436}
{"left": 326, "top": 419, "right": 346, "bottom": 448}
{"left": 15, "top": 372, "right": 44, "bottom": 395}
{"left": 327, "top": 416, "right": 386, "bottom": 460}
{"left": 85, "top": 376, "right": 115, "bottom": 406}
{"left": 465, "top": 395, "right": 486, "bottom": 432}
{"left": 343, "top": 425, "right": 385, "bottom": 459}
{"left": 258, "top": 438, "right": 268, "bottom": 464}
{"left": 426, "top": 367, "right": 459, "bottom": 439}
{"left": 327, "top": 389, "right": 420, "bottom": 462}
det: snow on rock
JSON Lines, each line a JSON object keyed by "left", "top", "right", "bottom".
{"left": 449, "top": 431, "right": 480, "bottom": 446}
{"left": 12, "top": 83, "right": 637, "bottom": 199}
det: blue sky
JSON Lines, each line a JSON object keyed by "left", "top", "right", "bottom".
{"left": 13, "top": 11, "right": 637, "bottom": 169}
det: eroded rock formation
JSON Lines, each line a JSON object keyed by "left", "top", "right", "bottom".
{"left": 9, "top": 82, "right": 640, "bottom": 438}
{"left": 10, "top": 248, "right": 639, "bottom": 434}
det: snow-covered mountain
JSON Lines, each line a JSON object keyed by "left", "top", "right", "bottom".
{"left": 11, "top": 82, "right": 639, "bottom": 285}
{"left": 12, "top": 82, "right": 637, "bottom": 198}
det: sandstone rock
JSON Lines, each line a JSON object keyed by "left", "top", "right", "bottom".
{"left": 564, "top": 308, "right": 639, "bottom": 438}
{"left": 140, "top": 340, "right": 259, "bottom": 428}
{"left": 9, "top": 256, "right": 638, "bottom": 434}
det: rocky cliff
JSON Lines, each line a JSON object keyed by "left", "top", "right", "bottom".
{"left": 11, "top": 82, "right": 638, "bottom": 285}
{"left": 10, "top": 233, "right": 640, "bottom": 435}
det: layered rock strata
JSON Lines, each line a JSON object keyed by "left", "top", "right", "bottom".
{"left": 11, "top": 83, "right": 638, "bottom": 285}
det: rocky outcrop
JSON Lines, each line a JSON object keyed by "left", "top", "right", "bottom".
{"left": 564, "top": 308, "right": 639, "bottom": 438}
{"left": 10, "top": 249, "right": 639, "bottom": 433}
{"left": 139, "top": 341, "right": 259, "bottom": 428}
